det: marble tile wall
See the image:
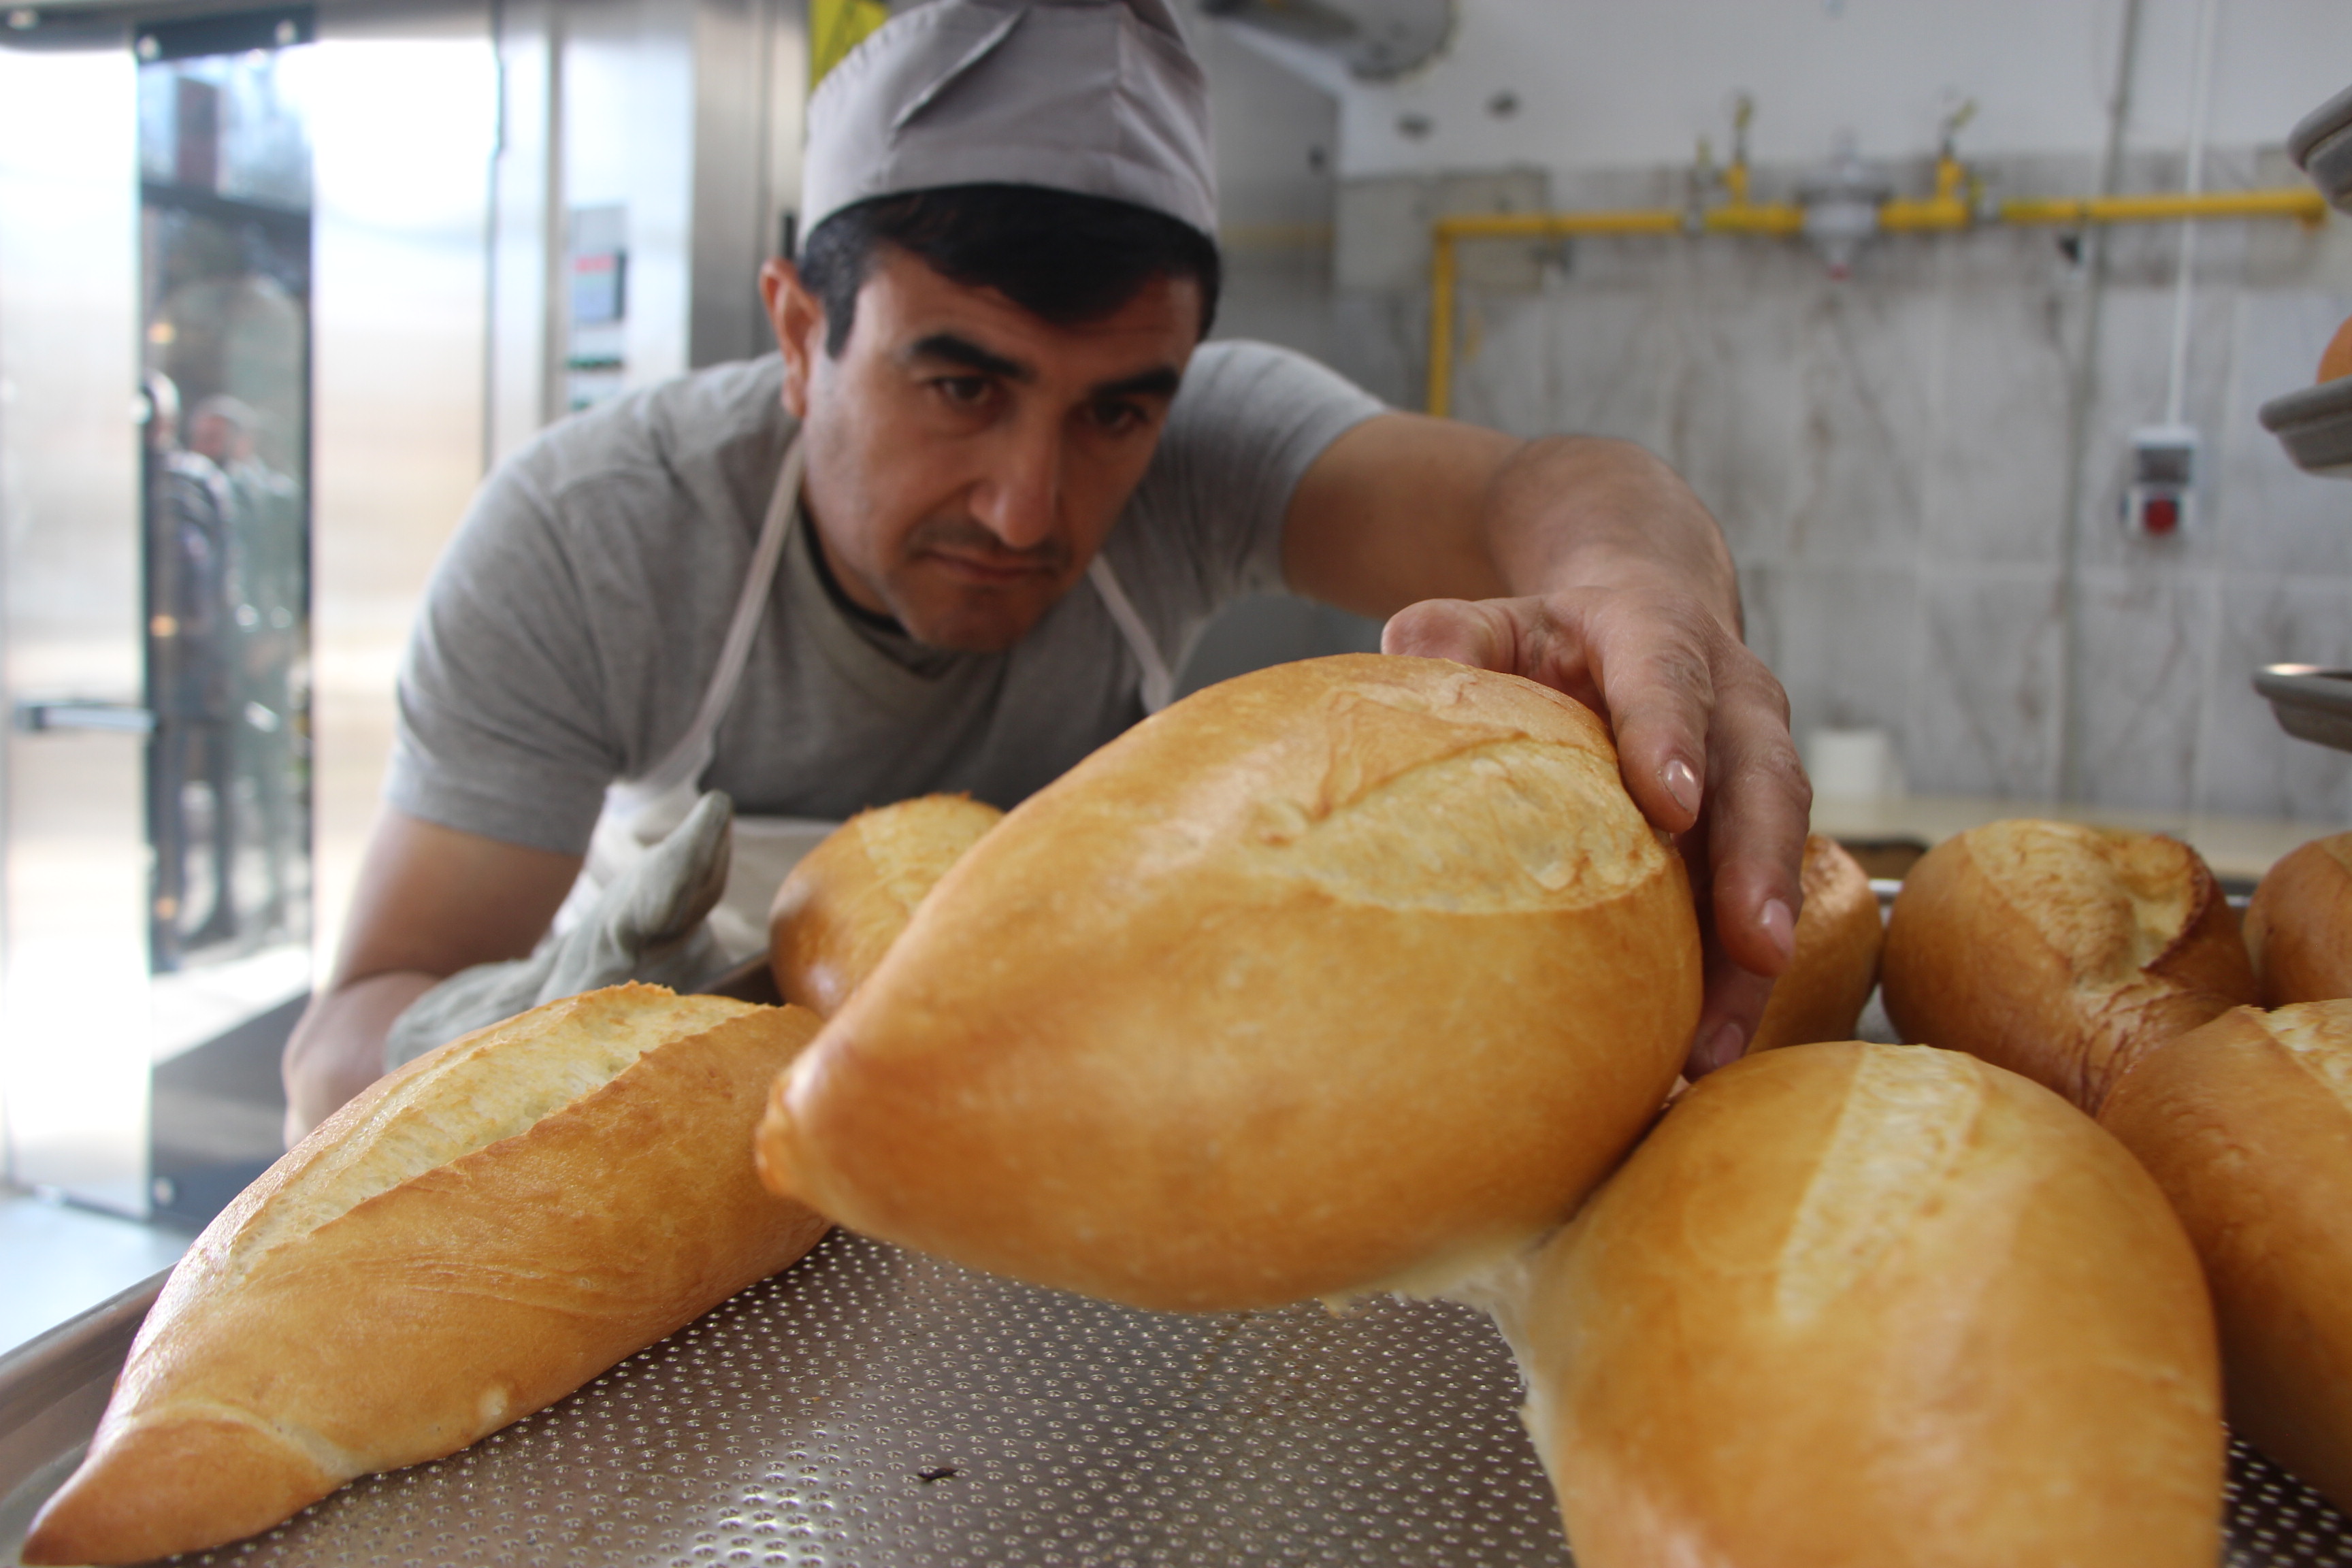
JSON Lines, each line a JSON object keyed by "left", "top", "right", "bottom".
{"left": 1318, "top": 150, "right": 2352, "bottom": 822}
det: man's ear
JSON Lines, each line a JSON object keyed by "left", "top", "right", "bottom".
{"left": 761, "top": 258, "right": 826, "bottom": 420}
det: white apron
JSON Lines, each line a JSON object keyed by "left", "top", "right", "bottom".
{"left": 555, "top": 434, "right": 1178, "bottom": 962}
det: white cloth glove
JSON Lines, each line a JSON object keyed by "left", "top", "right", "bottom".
{"left": 382, "top": 791, "right": 736, "bottom": 1069}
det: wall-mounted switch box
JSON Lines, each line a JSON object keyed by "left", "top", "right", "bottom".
{"left": 2123, "top": 423, "right": 2199, "bottom": 539}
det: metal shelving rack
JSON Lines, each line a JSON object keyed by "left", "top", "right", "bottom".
{"left": 2254, "top": 84, "right": 2352, "bottom": 751}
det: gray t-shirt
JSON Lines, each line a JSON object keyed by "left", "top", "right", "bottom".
{"left": 387, "top": 339, "right": 1385, "bottom": 855}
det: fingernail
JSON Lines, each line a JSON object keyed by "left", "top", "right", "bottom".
{"left": 1663, "top": 758, "right": 1702, "bottom": 817}
{"left": 1695, "top": 1020, "right": 1745, "bottom": 1075}
{"left": 1760, "top": 898, "right": 1797, "bottom": 964}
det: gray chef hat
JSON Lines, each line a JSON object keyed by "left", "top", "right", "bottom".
{"left": 802, "top": 0, "right": 1217, "bottom": 243}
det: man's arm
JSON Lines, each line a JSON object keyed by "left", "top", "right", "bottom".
{"left": 282, "top": 810, "right": 581, "bottom": 1140}
{"left": 1281, "top": 412, "right": 1809, "bottom": 1075}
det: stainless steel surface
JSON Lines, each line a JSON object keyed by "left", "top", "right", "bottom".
{"left": 2259, "top": 377, "right": 2352, "bottom": 480}
{"left": 486, "top": 0, "right": 566, "bottom": 460}
{"left": 0, "top": 33, "right": 155, "bottom": 1217}
{"left": 6, "top": 1230, "right": 2351, "bottom": 1567}
{"left": 0, "top": 1266, "right": 167, "bottom": 1547}
{"left": 2289, "top": 82, "right": 2352, "bottom": 214}
{"left": 560, "top": 0, "right": 696, "bottom": 397}
{"left": 11, "top": 702, "right": 156, "bottom": 735}
{"left": 487, "top": 0, "right": 805, "bottom": 457}
{"left": 686, "top": 0, "right": 806, "bottom": 372}
{"left": 2255, "top": 665, "right": 2352, "bottom": 752}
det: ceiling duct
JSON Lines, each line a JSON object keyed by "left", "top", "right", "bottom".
{"left": 1198, "top": 0, "right": 1453, "bottom": 82}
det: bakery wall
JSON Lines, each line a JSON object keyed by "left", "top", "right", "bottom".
{"left": 1211, "top": 0, "right": 2352, "bottom": 821}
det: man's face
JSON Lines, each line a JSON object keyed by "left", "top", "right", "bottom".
{"left": 765, "top": 246, "right": 1201, "bottom": 652}
{"left": 187, "top": 412, "right": 250, "bottom": 465}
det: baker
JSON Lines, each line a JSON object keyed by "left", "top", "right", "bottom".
{"left": 282, "top": 0, "right": 1810, "bottom": 1139}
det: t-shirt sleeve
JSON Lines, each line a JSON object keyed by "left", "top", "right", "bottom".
{"left": 382, "top": 461, "right": 623, "bottom": 855}
{"left": 1129, "top": 340, "right": 1386, "bottom": 610}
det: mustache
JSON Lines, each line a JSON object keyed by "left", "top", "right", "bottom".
{"left": 903, "top": 517, "right": 1071, "bottom": 576}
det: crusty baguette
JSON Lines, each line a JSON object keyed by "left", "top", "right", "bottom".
{"left": 757, "top": 654, "right": 1701, "bottom": 1312}
{"left": 23, "top": 984, "right": 830, "bottom": 1565}
{"left": 1880, "top": 819, "right": 2255, "bottom": 1113}
{"left": 768, "top": 794, "right": 1002, "bottom": 1017}
{"left": 2099, "top": 1002, "right": 2352, "bottom": 1511}
{"left": 1746, "top": 834, "right": 1882, "bottom": 1055}
{"left": 2244, "top": 832, "right": 2352, "bottom": 1006}
{"left": 1505, "top": 1041, "right": 2223, "bottom": 1568}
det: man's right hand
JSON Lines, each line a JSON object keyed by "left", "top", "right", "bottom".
{"left": 281, "top": 811, "right": 581, "bottom": 1142}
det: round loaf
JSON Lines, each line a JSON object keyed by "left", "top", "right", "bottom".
{"left": 1746, "top": 834, "right": 1882, "bottom": 1056}
{"left": 757, "top": 654, "right": 1702, "bottom": 1312}
{"left": 2244, "top": 832, "right": 2352, "bottom": 1006}
{"left": 1508, "top": 1041, "right": 2223, "bottom": 1568}
{"left": 768, "top": 794, "right": 1003, "bottom": 1017}
{"left": 2098, "top": 1002, "right": 2352, "bottom": 1512}
{"left": 1880, "top": 819, "right": 2255, "bottom": 1113}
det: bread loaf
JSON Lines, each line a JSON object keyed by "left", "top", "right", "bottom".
{"left": 1506, "top": 1040, "right": 2223, "bottom": 1568}
{"left": 1880, "top": 819, "right": 2255, "bottom": 1113}
{"left": 758, "top": 654, "right": 1701, "bottom": 1312}
{"left": 2098, "top": 1002, "right": 2352, "bottom": 1511}
{"left": 2244, "top": 832, "right": 2352, "bottom": 1005}
{"left": 1746, "top": 834, "right": 1882, "bottom": 1056}
{"left": 23, "top": 985, "right": 830, "bottom": 1565}
{"left": 768, "top": 794, "right": 1002, "bottom": 1017}
{"left": 2321, "top": 312, "right": 2352, "bottom": 383}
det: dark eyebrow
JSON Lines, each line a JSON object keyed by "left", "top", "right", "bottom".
{"left": 904, "top": 332, "right": 1032, "bottom": 382}
{"left": 1090, "top": 365, "right": 1183, "bottom": 402}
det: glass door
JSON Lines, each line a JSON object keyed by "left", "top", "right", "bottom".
{"left": 135, "top": 10, "right": 318, "bottom": 1224}
{"left": 137, "top": 14, "right": 315, "bottom": 985}
{"left": 0, "top": 8, "right": 317, "bottom": 1221}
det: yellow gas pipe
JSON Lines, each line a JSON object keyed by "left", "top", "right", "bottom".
{"left": 1424, "top": 151, "right": 2327, "bottom": 416}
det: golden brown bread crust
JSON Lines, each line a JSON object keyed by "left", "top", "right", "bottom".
{"left": 1511, "top": 1041, "right": 2222, "bottom": 1568}
{"left": 2322, "top": 313, "right": 2352, "bottom": 383}
{"left": 2099, "top": 1002, "right": 2352, "bottom": 1512}
{"left": 23, "top": 987, "right": 831, "bottom": 1565}
{"left": 2244, "top": 834, "right": 2352, "bottom": 1006}
{"left": 1880, "top": 819, "right": 2255, "bottom": 1113}
{"left": 1746, "top": 834, "right": 1882, "bottom": 1055}
{"left": 757, "top": 655, "right": 1701, "bottom": 1312}
{"left": 768, "top": 794, "right": 1003, "bottom": 1017}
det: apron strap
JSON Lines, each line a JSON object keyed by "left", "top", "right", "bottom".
{"left": 614, "top": 431, "right": 1166, "bottom": 819}
{"left": 610, "top": 436, "right": 806, "bottom": 813}
{"left": 1088, "top": 554, "right": 1175, "bottom": 715}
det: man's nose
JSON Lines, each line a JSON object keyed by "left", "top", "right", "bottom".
{"left": 968, "top": 423, "right": 1060, "bottom": 551}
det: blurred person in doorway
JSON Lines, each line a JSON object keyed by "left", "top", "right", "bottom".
{"left": 189, "top": 394, "right": 306, "bottom": 939}
{"left": 142, "top": 373, "right": 240, "bottom": 968}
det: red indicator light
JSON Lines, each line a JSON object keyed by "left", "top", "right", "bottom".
{"left": 2144, "top": 496, "right": 2180, "bottom": 535}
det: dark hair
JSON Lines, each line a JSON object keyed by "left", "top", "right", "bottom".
{"left": 797, "top": 184, "right": 1221, "bottom": 356}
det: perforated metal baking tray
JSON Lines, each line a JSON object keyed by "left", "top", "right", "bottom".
{"left": 5, "top": 1229, "right": 2349, "bottom": 1566}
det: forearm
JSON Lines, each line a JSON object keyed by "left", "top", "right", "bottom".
{"left": 281, "top": 970, "right": 439, "bottom": 1143}
{"left": 1481, "top": 436, "right": 1741, "bottom": 634}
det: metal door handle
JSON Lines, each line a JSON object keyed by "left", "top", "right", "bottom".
{"left": 13, "top": 701, "right": 157, "bottom": 734}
